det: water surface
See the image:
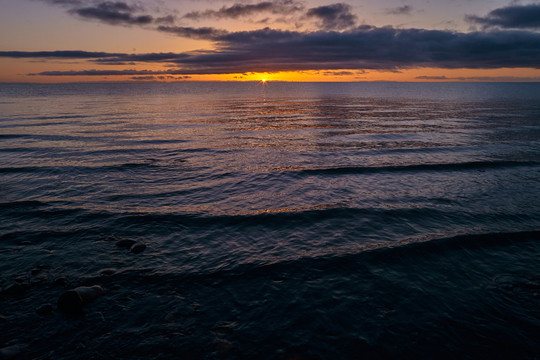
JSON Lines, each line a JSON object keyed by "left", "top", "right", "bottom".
{"left": 1, "top": 82, "right": 539, "bottom": 359}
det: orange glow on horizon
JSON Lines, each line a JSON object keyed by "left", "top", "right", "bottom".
{"left": 1, "top": 57, "right": 539, "bottom": 83}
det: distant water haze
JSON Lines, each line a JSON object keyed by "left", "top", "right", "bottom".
{"left": 0, "top": 82, "right": 539, "bottom": 359}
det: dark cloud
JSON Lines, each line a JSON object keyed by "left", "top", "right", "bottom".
{"left": 131, "top": 75, "right": 156, "bottom": 80}
{"left": 386, "top": 5, "right": 413, "bottom": 16}
{"left": 323, "top": 70, "right": 355, "bottom": 76}
{"left": 72, "top": 1, "right": 153, "bottom": 25}
{"left": 416, "top": 76, "right": 448, "bottom": 80}
{"left": 130, "top": 75, "right": 191, "bottom": 81}
{"left": 453, "top": 76, "right": 540, "bottom": 81}
{"left": 30, "top": 69, "right": 187, "bottom": 76}
{"left": 466, "top": 4, "right": 540, "bottom": 29}
{"left": 8, "top": 26, "right": 540, "bottom": 76}
{"left": 417, "top": 75, "right": 540, "bottom": 81}
{"left": 33, "top": 0, "right": 84, "bottom": 6}
{"left": 217, "top": 27, "right": 301, "bottom": 43}
{"left": 34, "top": 0, "right": 157, "bottom": 26}
{"left": 305, "top": 3, "right": 357, "bottom": 30}
{"left": 163, "top": 27, "right": 540, "bottom": 73}
{"left": 0, "top": 50, "right": 123, "bottom": 58}
{"left": 157, "top": 25, "right": 228, "bottom": 40}
{"left": 183, "top": 0, "right": 303, "bottom": 20}
{"left": 90, "top": 52, "right": 190, "bottom": 64}
{"left": 155, "top": 15, "right": 176, "bottom": 24}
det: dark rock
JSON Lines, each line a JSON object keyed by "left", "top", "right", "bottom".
{"left": 58, "top": 285, "right": 103, "bottom": 315}
{"left": 212, "top": 339, "right": 235, "bottom": 355}
{"left": 100, "top": 269, "right": 115, "bottom": 276}
{"left": 36, "top": 304, "right": 53, "bottom": 315}
{"left": 54, "top": 277, "right": 67, "bottom": 286}
{"left": 213, "top": 322, "right": 236, "bottom": 335}
{"left": 31, "top": 268, "right": 42, "bottom": 276}
{"left": 116, "top": 239, "right": 136, "bottom": 249}
{"left": 58, "top": 290, "right": 83, "bottom": 314}
{"left": 0, "top": 344, "right": 26, "bottom": 360}
{"left": 30, "top": 274, "right": 48, "bottom": 285}
{"left": 0, "top": 315, "right": 7, "bottom": 323}
{"left": 130, "top": 243, "right": 147, "bottom": 254}
{"left": 2, "top": 283, "right": 25, "bottom": 296}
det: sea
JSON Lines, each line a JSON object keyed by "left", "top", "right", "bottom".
{"left": 0, "top": 82, "right": 539, "bottom": 359}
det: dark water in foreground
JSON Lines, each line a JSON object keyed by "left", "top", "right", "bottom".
{"left": 0, "top": 82, "right": 539, "bottom": 359}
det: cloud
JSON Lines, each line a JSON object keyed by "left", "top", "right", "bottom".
{"left": 386, "top": 5, "right": 413, "bottom": 16}
{"left": 416, "top": 75, "right": 540, "bottom": 81}
{"left": 453, "top": 76, "right": 540, "bottom": 81}
{"left": 466, "top": 4, "right": 540, "bottom": 29}
{"left": 157, "top": 25, "right": 228, "bottom": 40}
{"left": 7, "top": 26, "right": 540, "bottom": 76}
{"left": 305, "top": 3, "right": 357, "bottom": 30}
{"left": 323, "top": 70, "right": 357, "bottom": 76}
{"left": 155, "top": 15, "right": 176, "bottom": 24}
{"left": 33, "top": 0, "right": 157, "bottom": 26}
{"left": 89, "top": 52, "right": 190, "bottom": 64}
{"left": 29, "top": 69, "right": 187, "bottom": 76}
{"left": 183, "top": 0, "right": 303, "bottom": 20}
{"left": 163, "top": 27, "right": 540, "bottom": 73}
{"left": 416, "top": 76, "right": 449, "bottom": 80}
{"left": 0, "top": 50, "right": 123, "bottom": 58}
{"left": 131, "top": 75, "right": 156, "bottom": 80}
{"left": 33, "top": 0, "right": 84, "bottom": 6}
{"left": 71, "top": 1, "right": 153, "bottom": 25}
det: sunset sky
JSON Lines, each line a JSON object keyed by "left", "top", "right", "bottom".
{"left": 1, "top": 0, "right": 540, "bottom": 82}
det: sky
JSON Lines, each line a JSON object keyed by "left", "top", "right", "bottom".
{"left": 1, "top": 0, "right": 540, "bottom": 82}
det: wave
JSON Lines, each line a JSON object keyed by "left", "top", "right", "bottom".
{"left": 2, "top": 159, "right": 537, "bottom": 176}
{"left": 81, "top": 230, "right": 540, "bottom": 286}
{"left": 0, "top": 134, "right": 28, "bottom": 139}
{"left": 2, "top": 198, "right": 538, "bottom": 229}
{"left": 285, "top": 160, "right": 540, "bottom": 176}
{"left": 0, "top": 163, "right": 163, "bottom": 174}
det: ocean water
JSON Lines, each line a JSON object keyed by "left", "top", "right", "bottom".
{"left": 0, "top": 82, "right": 539, "bottom": 359}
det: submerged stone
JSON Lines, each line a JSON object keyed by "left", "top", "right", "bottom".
{"left": 36, "top": 304, "right": 53, "bottom": 315}
{"left": 2, "top": 283, "right": 25, "bottom": 296}
{"left": 130, "top": 243, "right": 147, "bottom": 254}
{"left": 57, "top": 285, "right": 103, "bottom": 314}
{"left": 116, "top": 239, "right": 136, "bottom": 249}
{"left": 58, "top": 290, "right": 83, "bottom": 314}
{"left": 0, "top": 344, "right": 26, "bottom": 360}
{"left": 54, "top": 277, "right": 67, "bottom": 286}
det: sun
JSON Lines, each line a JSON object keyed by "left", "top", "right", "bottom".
{"left": 262, "top": 78, "right": 266, "bottom": 82}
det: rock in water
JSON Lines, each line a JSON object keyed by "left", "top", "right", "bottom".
{"left": 115, "top": 239, "right": 136, "bottom": 249}
{"left": 58, "top": 290, "right": 83, "bottom": 314}
{"left": 36, "top": 304, "right": 53, "bottom": 315}
{"left": 76, "top": 285, "right": 104, "bottom": 302}
{"left": 130, "top": 243, "right": 147, "bottom": 254}
{"left": 0, "top": 344, "right": 26, "bottom": 360}
{"left": 2, "top": 283, "right": 25, "bottom": 296}
{"left": 57, "top": 285, "right": 103, "bottom": 314}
